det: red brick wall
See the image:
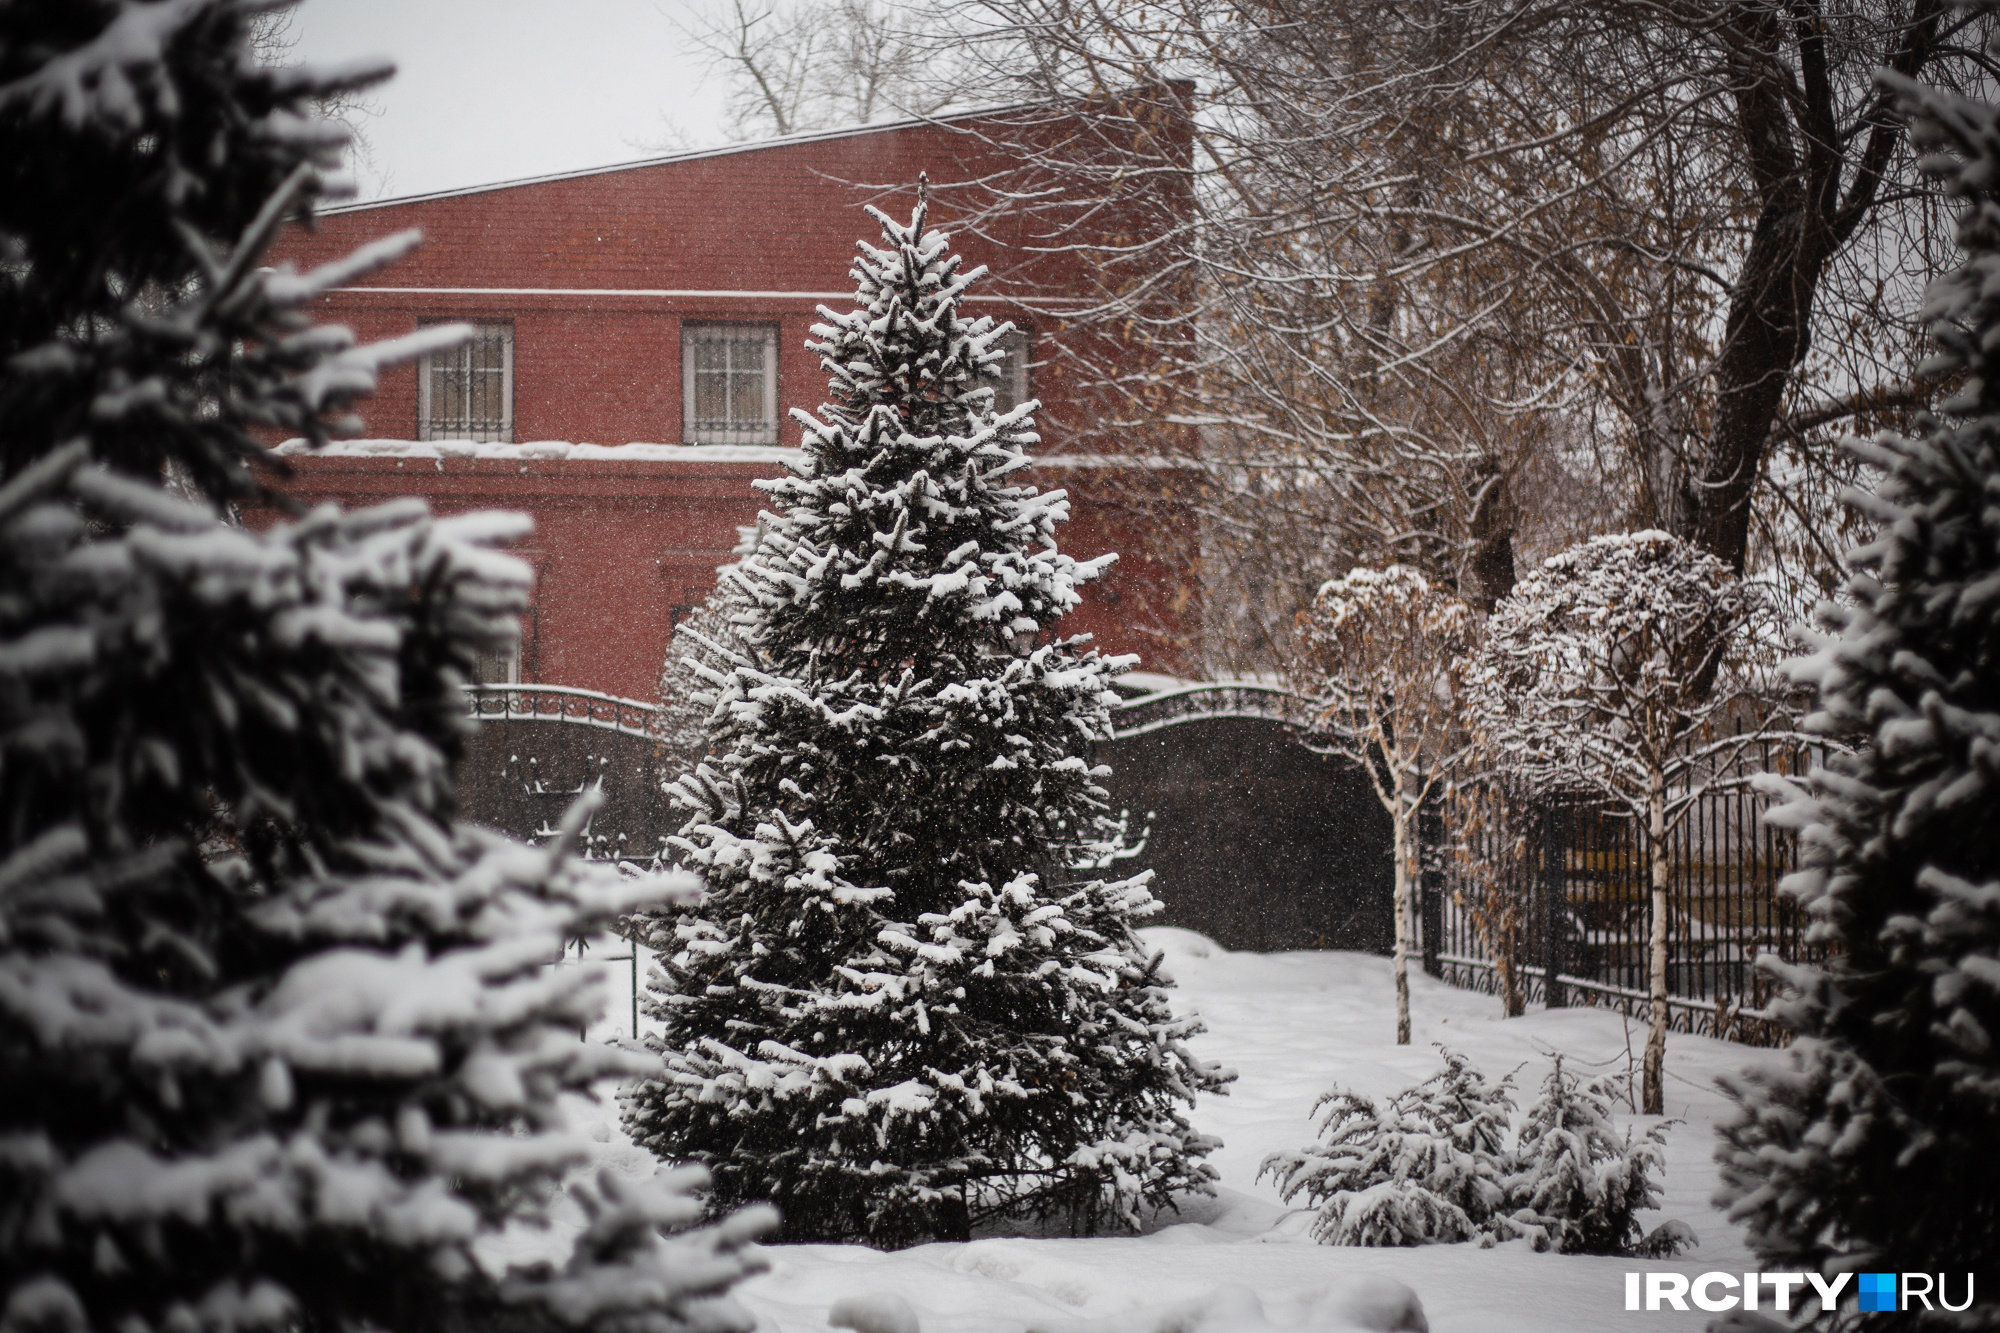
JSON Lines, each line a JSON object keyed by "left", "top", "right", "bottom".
{"left": 272, "top": 115, "right": 1088, "bottom": 449}
{"left": 280, "top": 119, "right": 1069, "bottom": 292}
{"left": 260, "top": 110, "right": 1201, "bottom": 696}
{"left": 284, "top": 294, "right": 856, "bottom": 448}
{"left": 254, "top": 453, "right": 765, "bottom": 700}
{"left": 255, "top": 451, "right": 1193, "bottom": 699}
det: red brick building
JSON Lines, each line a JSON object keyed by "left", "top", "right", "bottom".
{"left": 262, "top": 106, "right": 1197, "bottom": 701}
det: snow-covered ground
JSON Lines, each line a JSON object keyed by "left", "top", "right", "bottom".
{"left": 548, "top": 929, "right": 1779, "bottom": 1333}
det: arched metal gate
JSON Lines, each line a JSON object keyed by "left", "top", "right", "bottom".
{"left": 457, "top": 682, "right": 1393, "bottom": 956}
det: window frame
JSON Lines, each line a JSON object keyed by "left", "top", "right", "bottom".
{"left": 472, "top": 642, "right": 520, "bottom": 685}
{"left": 417, "top": 320, "right": 515, "bottom": 444}
{"left": 681, "top": 322, "right": 780, "bottom": 446}
{"left": 993, "top": 327, "right": 1032, "bottom": 416}
{"left": 472, "top": 605, "right": 536, "bottom": 685}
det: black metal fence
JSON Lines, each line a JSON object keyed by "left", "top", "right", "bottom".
{"left": 1422, "top": 735, "right": 1827, "bottom": 1047}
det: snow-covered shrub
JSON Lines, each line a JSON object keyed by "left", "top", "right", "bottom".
{"left": 1260, "top": 1049, "right": 1515, "bottom": 1245}
{"left": 1265, "top": 1049, "right": 1686, "bottom": 1255}
{"left": 1295, "top": 566, "right": 1478, "bottom": 1045}
{"left": 1505, "top": 1056, "right": 1685, "bottom": 1257}
{"left": 623, "top": 189, "right": 1231, "bottom": 1246}
{"left": 1712, "top": 55, "right": 2000, "bottom": 1326}
{"left": 0, "top": 6, "right": 770, "bottom": 1333}
{"left": 1468, "top": 531, "right": 1778, "bottom": 1113}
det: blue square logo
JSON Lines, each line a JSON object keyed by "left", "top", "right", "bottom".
{"left": 1858, "top": 1273, "right": 1899, "bottom": 1312}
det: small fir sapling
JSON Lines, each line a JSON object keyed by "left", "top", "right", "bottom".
{"left": 1264, "top": 1049, "right": 1688, "bottom": 1254}
{"left": 1468, "top": 532, "right": 1777, "bottom": 1114}
{"left": 1505, "top": 1056, "right": 1689, "bottom": 1257}
{"left": 1260, "top": 1049, "right": 1516, "bottom": 1246}
{"left": 1712, "top": 52, "right": 2000, "bottom": 1327}
{"left": 0, "top": 6, "right": 770, "bottom": 1333}
{"left": 1295, "top": 567, "right": 1479, "bottom": 1045}
{"left": 624, "top": 187, "right": 1231, "bottom": 1247}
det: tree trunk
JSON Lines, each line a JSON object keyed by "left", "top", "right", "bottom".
{"left": 1683, "top": 195, "right": 1822, "bottom": 573}
{"left": 1678, "top": 15, "right": 1815, "bottom": 575}
{"left": 1465, "top": 457, "right": 1517, "bottom": 612}
{"left": 1498, "top": 920, "right": 1524, "bottom": 1018}
{"left": 1643, "top": 767, "right": 1670, "bottom": 1116}
{"left": 1392, "top": 772, "right": 1414, "bottom": 1045}
{"left": 1680, "top": 0, "right": 1943, "bottom": 572}
{"left": 935, "top": 1190, "right": 972, "bottom": 1243}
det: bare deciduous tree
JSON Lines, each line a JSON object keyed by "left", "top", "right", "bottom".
{"left": 900, "top": 0, "right": 1987, "bottom": 675}
{"left": 1468, "top": 531, "right": 1779, "bottom": 1114}
{"left": 678, "top": 0, "right": 1986, "bottom": 685}
{"left": 249, "top": 6, "right": 392, "bottom": 196}
{"left": 667, "top": 0, "right": 958, "bottom": 140}
{"left": 1296, "top": 565, "right": 1479, "bottom": 1044}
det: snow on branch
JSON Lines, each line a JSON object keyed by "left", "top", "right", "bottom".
{"left": 1467, "top": 531, "right": 1784, "bottom": 826}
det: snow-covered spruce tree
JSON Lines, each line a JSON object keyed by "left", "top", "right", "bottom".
{"left": 1712, "top": 59, "right": 2000, "bottom": 1328}
{"left": 1468, "top": 532, "right": 1776, "bottom": 1114}
{"left": 1505, "top": 1056, "right": 1687, "bottom": 1257}
{"left": 1260, "top": 1048, "right": 1515, "bottom": 1246}
{"left": 0, "top": 7, "right": 769, "bottom": 1333}
{"left": 1295, "top": 566, "right": 1478, "bottom": 1045}
{"left": 623, "top": 189, "right": 1230, "bottom": 1247}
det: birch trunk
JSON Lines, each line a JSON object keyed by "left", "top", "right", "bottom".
{"left": 1643, "top": 764, "right": 1670, "bottom": 1115}
{"left": 1498, "top": 935, "right": 1523, "bottom": 1018}
{"left": 1392, "top": 766, "right": 1414, "bottom": 1046}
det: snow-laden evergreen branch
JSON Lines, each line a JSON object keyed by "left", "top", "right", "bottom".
{"left": 0, "top": 7, "right": 772, "bottom": 1331}
{"left": 1262, "top": 1049, "right": 1689, "bottom": 1257}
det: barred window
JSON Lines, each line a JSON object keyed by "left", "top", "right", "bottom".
{"left": 992, "top": 328, "right": 1031, "bottom": 415}
{"left": 473, "top": 607, "right": 534, "bottom": 684}
{"left": 418, "top": 322, "right": 513, "bottom": 443}
{"left": 683, "top": 323, "right": 778, "bottom": 445}
{"left": 472, "top": 642, "right": 518, "bottom": 685}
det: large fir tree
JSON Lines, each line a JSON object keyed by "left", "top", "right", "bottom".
{"left": 1713, "top": 54, "right": 2000, "bottom": 1328}
{"left": 0, "top": 6, "right": 768, "bottom": 1333}
{"left": 623, "top": 189, "right": 1229, "bottom": 1247}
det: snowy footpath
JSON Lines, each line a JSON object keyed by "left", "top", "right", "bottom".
{"left": 551, "top": 930, "right": 1778, "bottom": 1333}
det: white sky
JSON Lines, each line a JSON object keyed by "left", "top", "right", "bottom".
{"left": 286, "top": 0, "right": 731, "bottom": 201}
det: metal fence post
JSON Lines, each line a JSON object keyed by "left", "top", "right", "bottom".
{"left": 1543, "top": 802, "right": 1567, "bottom": 1008}
{"left": 1419, "top": 788, "right": 1444, "bottom": 979}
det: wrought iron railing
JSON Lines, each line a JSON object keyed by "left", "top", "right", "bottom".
{"left": 1433, "top": 955, "right": 1789, "bottom": 1046}
{"left": 1426, "top": 733, "right": 1830, "bottom": 1048}
{"left": 464, "top": 684, "right": 662, "bottom": 738}
{"left": 465, "top": 680, "right": 1318, "bottom": 742}
{"left": 471, "top": 679, "right": 1823, "bottom": 1048}
{"left": 1108, "top": 681, "right": 1317, "bottom": 737}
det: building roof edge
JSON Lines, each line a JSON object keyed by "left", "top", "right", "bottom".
{"left": 318, "top": 101, "right": 1046, "bottom": 215}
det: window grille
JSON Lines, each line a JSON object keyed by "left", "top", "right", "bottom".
{"left": 418, "top": 323, "right": 513, "bottom": 443}
{"left": 683, "top": 323, "right": 779, "bottom": 445}
{"left": 473, "top": 642, "right": 519, "bottom": 685}
{"left": 992, "top": 328, "right": 1032, "bottom": 415}
{"left": 472, "top": 606, "right": 534, "bottom": 684}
